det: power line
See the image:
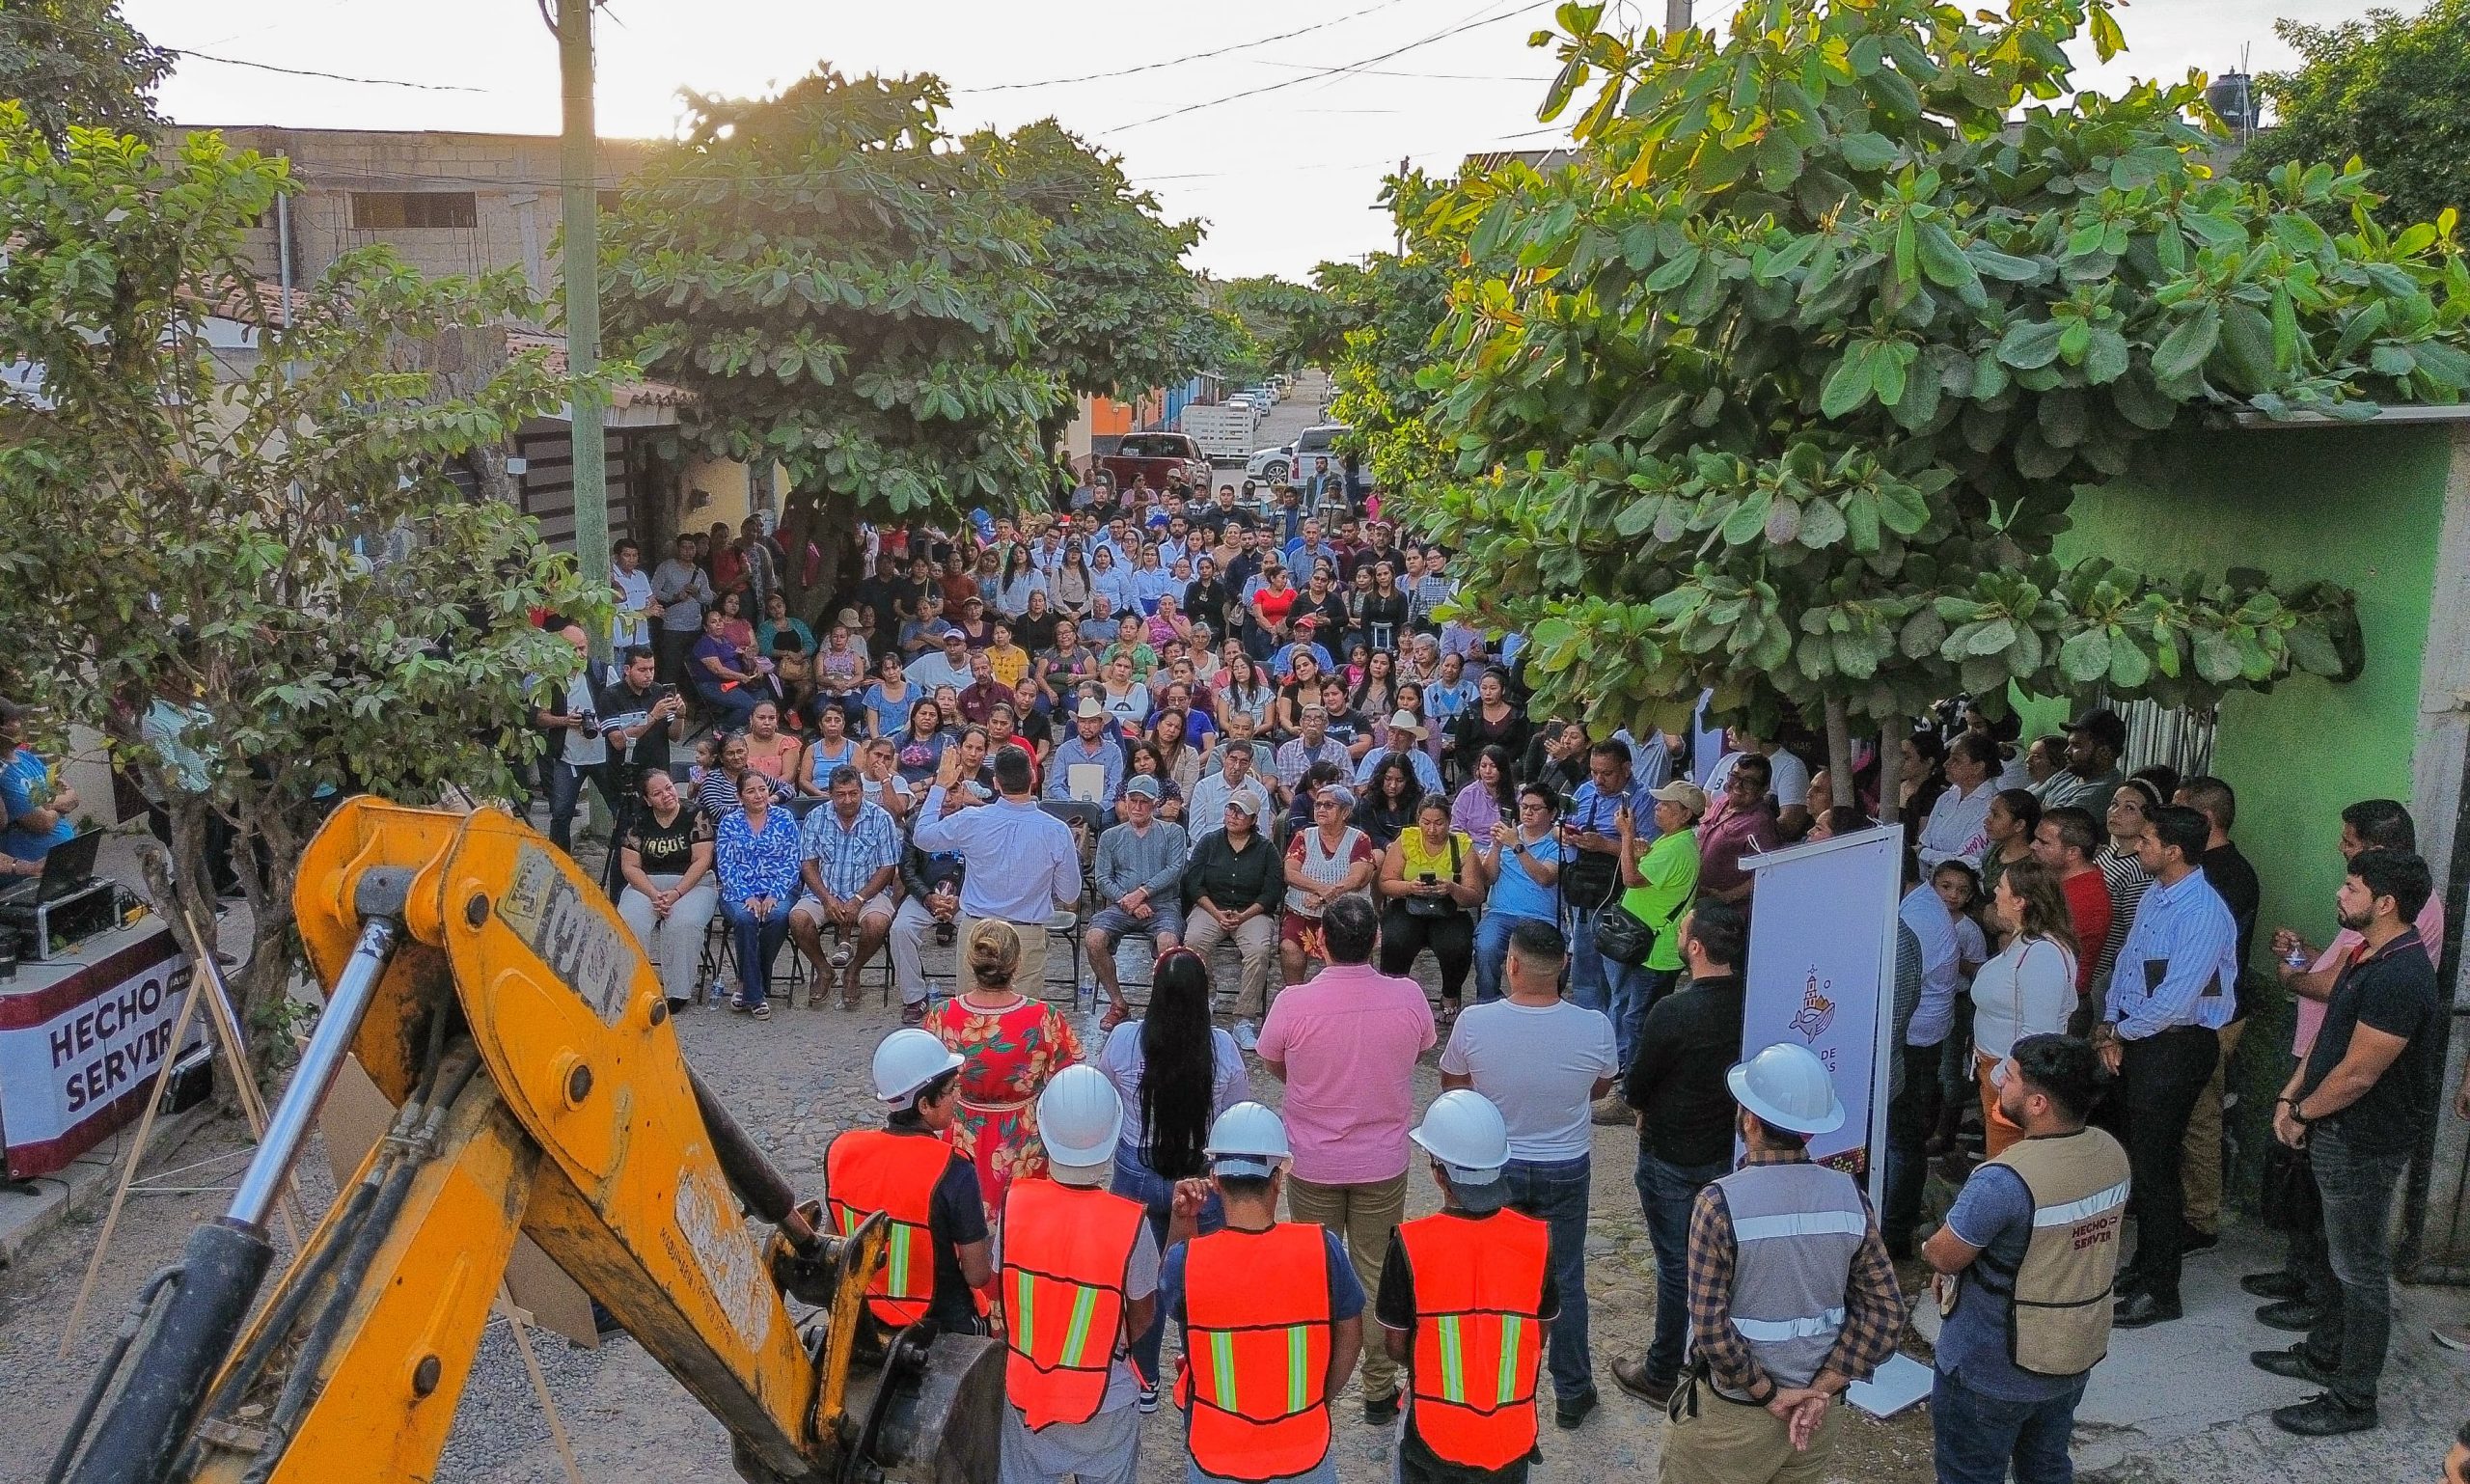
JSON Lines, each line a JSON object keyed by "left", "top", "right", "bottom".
{"left": 967, "top": 0, "right": 1419, "bottom": 92}
{"left": 171, "top": 48, "right": 489, "bottom": 94}
{"left": 1105, "top": 0, "right": 1552, "bottom": 133}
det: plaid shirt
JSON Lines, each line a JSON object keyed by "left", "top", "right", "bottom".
{"left": 1685, "top": 1147, "right": 1907, "bottom": 1402}
{"left": 798, "top": 799, "right": 901, "bottom": 900}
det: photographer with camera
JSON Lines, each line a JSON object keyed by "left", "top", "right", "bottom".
{"left": 889, "top": 826, "right": 967, "bottom": 1029}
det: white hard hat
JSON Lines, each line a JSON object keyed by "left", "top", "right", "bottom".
{"left": 1409, "top": 1089, "right": 1510, "bottom": 1180}
{"left": 1037, "top": 1065, "right": 1124, "bottom": 1172}
{"left": 871, "top": 1028, "right": 963, "bottom": 1104}
{"left": 1726, "top": 1043, "right": 1846, "bottom": 1136}
{"left": 1203, "top": 1101, "right": 1291, "bottom": 1177}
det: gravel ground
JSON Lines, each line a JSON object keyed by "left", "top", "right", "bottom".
{"left": 0, "top": 910, "right": 1939, "bottom": 1484}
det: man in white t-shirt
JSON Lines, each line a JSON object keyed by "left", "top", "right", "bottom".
{"left": 1437, "top": 917, "right": 1619, "bottom": 1429}
{"left": 1703, "top": 726, "right": 1812, "bottom": 838}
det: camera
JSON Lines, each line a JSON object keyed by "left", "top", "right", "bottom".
{"left": 934, "top": 920, "right": 957, "bottom": 947}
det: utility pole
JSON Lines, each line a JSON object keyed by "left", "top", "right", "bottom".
{"left": 558, "top": 0, "right": 612, "bottom": 665}
{"left": 1665, "top": 0, "right": 1692, "bottom": 36}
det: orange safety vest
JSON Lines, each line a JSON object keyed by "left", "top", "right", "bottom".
{"left": 1397, "top": 1208, "right": 1550, "bottom": 1470}
{"left": 1174, "top": 1223, "right": 1334, "bottom": 1482}
{"left": 999, "top": 1177, "right": 1149, "bottom": 1430}
{"left": 826, "top": 1129, "right": 959, "bottom": 1328}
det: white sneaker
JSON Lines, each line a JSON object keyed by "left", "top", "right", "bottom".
{"left": 1232, "top": 1020, "right": 1259, "bottom": 1052}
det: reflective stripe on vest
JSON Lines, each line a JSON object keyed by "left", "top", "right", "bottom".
{"left": 824, "top": 1129, "right": 955, "bottom": 1329}
{"left": 1000, "top": 1178, "right": 1147, "bottom": 1431}
{"left": 1398, "top": 1209, "right": 1549, "bottom": 1471}
{"left": 1732, "top": 1211, "right": 1870, "bottom": 1242}
{"left": 2032, "top": 1180, "right": 2129, "bottom": 1227}
{"left": 1174, "top": 1223, "right": 1334, "bottom": 1483}
{"left": 1732, "top": 1307, "right": 1848, "bottom": 1342}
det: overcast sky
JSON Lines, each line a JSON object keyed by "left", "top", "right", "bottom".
{"left": 127, "top": 0, "right": 2370, "bottom": 281}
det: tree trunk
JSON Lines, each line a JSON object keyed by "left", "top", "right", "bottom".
{"left": 1876, "top": 715, "right": 1907, "bottom": 826}
{"left": 1824, "top": 696, "right": 1853, "bottom": 813}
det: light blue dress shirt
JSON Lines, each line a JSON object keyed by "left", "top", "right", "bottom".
{"left": 2101, "top": 866, "right": 2239, "bottom": 1037}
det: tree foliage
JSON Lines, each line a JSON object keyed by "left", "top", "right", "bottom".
{"left": 1398, "top": 0, "right": 2470, "bottom": 772}
{"left": 601, "top": 69, "right": 1061, "bottom": 523}
{"left": 2237, "top": 0, "right": 2470, "bottom": 235}
{"left": 0, "top": 0, "right": 169, "bottom": 147}
{"left": 973, "top": 118, "right": 1208, "bottom": 412}
{"left": 0, "top": 111, "right": 593, "bottom": 1072}
{"left": 1219, "top": 273, "right": 1353, "bottom": 372}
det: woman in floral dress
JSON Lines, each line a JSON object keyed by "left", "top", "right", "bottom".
{"left": 931, "top": 919, "right": 1083, "bottom": 1217}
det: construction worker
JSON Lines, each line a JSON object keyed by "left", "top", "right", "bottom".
{"left": 1160, "top": 1102, "right": 1364, "bottom": 1484}
{"left": 1377, "top": 1090, "right": 1557, "bottom": 1484}
{"left": 1923, "top": 1033, "right": 2129, "bottom": 1484}
{"left": 824, "top": 1029, "right": 993, "bottom": 1334}
{"left": 1660, "top": 1044, "right": 1909, "bottom": 1484}
{"left": 996, "top": 1065, "right": 1159, "bottom": 1484}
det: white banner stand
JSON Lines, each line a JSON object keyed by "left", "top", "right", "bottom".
{"left": 1740, "top": 823, "right": 1904, "bottom": 1207}
{"left": 1742, "top": 822, "right": 1930, "bottom": 1421}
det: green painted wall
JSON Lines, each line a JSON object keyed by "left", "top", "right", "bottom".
{"left": 2029, "top": 422, "right": 2455, "bottom": 1197}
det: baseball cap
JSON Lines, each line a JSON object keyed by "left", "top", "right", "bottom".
{"left": 1222, "top": 792, "right": 1263, "bottom": 818}
{"left": 1126, "top": 775, "right": 1162, "bottom": 800}
{"left": 1651, "top": 780, "right": 1709, "bottom": 814}
{"left": 2067, "top": 708, "right": 2127, "bottom": 753}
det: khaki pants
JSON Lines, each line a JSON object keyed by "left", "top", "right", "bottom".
{"left": 1183, "top": 911, "right": 1279, "bottom": 1017}
{"left": 957, "top": 913, "right": 1053, "bottom": 999}
{"left": 1286, "top": 1170, "right": 1408, "bottom": 1403}
{"left": 1657, "top": 1386, "right": 1844, "bottom": 1484}
{"left": 2182, "top": 1017, "right": 2247, "bottom": 1236}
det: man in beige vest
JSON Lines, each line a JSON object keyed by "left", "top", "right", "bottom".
{"left": 1923, "top": 1033, "right": 2129, "bottom": 1484}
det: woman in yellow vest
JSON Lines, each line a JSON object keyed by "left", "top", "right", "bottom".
{"left": 1161, "top": 1103, "right": 1364, "bottom": 1484}
{"left": 996, "top": 1066, "right": 1158, "bottom": 1484}
{"left": 823, "top": 1029, "right": 993, "bottom": 1333}
{"left": 1378, "top": 1090, "right": 1557, "bottom": 1484}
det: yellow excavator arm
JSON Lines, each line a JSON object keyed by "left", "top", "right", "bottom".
{"left": 47, "top": 798, "right": 1002, "bottom": 1484}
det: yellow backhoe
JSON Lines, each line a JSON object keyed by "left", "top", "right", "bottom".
{"left": 46, "top": 797, "right": 1003, "bottom": 1484}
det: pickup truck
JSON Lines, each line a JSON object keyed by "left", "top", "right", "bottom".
{"left": 1097, "top": 431, "right": 1212, "bottom": 495}
{"left": 1179, "top": 402, "right": 1261, "bottom": 462}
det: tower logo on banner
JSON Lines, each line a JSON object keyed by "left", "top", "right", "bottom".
{"left": 1789, "top": 970, "right": 1836, "bottom": 1047}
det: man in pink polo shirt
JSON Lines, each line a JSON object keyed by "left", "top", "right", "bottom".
{"left": 2251, "top": 799, "right": 2445, "bottom": 1332}
{"left": 1255, "top": 893, "right": 1436, "bottom": 1423}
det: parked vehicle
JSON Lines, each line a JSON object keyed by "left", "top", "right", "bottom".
{"left": 1289, "top": 424, "right": 1351, "bottom": 488}
{"left": 1247, "top": 443, "right": 1294, "bottom": 482}
{"left": 1181, "top": 402, "right": 1262, "bottom": 463}
{"left": 1098, "top": 430, "right": 1213, "bottom": 493}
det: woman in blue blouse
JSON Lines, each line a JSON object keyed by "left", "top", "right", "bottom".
{"left": 1090, "top": 545, "right": 1141, "bottom": 616}
{"left": 714, "top": 768, "right": 802, "bottom": 1018}
{"left": 890, "top": 698, "right": 952, "bottom": 785}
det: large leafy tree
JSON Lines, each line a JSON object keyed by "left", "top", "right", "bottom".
{"left": 1403, "top": 0, "right": 2470, "bottom": 805}
{"left": 601, "top": 69, "right": 1060, "bottom": 583}
{"left": 2238, "top": 0, "right": 2470, "bottom": 234}
{"left": 974, "top": 118, "right": 1208, "bottom": 445}
{"left": 0, "top": 0, "right": 170, "bottom": 146}
{"left": 0, "top": 113, "right": 593, "bottom": 1072}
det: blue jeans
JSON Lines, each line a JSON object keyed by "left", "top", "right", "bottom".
{"left": 545, "top": 757, "right": 617, "bottom": 853}
{"left": 1600, "top": 962, "right": 1675, "bottom": 1073}
{"left": 1633, "top": 1150, "right": 1729, "bottom": 1387}
{"left": 1471, "top": 910, "right": 1544, "bottom": 1003}
{"left": 1112, "top": 1144, "right": 1222, "bottom": 1388}
{"left": 1931, "top": 1366, "right": 2085, "bottom": 1484}
{"left": 2302, "top": 1124, "right": 2412, "bottom": 1410}
{"left": 699, "top": 681, "right": 763, "bottom": 730}
{"left": 723, "top": 897, "right": 789, "bottom": 1005}
{"left": 1563, "top": 909, "right": 1606, "bottom": 1013}
{"left": 1503, "top": 1155, "right": 1594, "bottom": 1403}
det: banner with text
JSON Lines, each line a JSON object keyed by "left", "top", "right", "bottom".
{"left": 1742, "top": 824, "right": 1904, "bottom": 1201}
{"left": 0, "top": 928, "right": 194, "bottom": 1177}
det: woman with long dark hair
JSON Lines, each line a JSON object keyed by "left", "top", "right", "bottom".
{"left": 1101, "top": 948, "right": 1245, "bottom": 1402}
{"left": 1451, "top": 743, "right": 1517, "bottom": 841}
{"left": 1353, "top": 752, "right": 1423, "bottom": 850}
